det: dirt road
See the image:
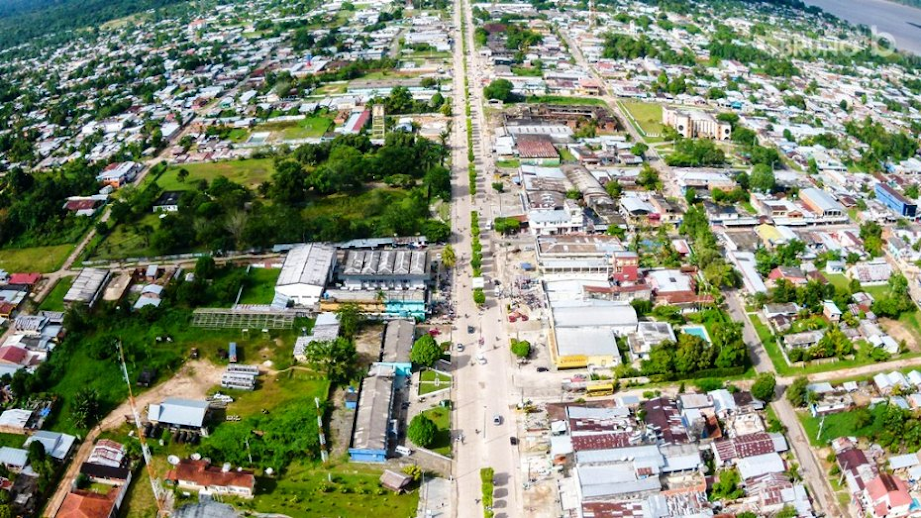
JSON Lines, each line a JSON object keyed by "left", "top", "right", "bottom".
{"left": 43, "top": 360, "right": 224, "bottom": 517}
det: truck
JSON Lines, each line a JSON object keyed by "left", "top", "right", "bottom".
{"left": 228, "top": 342, "right": 238, "bottom": 363}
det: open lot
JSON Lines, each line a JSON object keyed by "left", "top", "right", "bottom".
{"left": 154, "top": 158, "right": 277, "bottom": 191}
{"left": 0, "top": 244, "right": 72, "bottom": 273}
{"left": 238, "top": 268, "right": 281, "bottom": 305}
{"left": 799, "top": 404, "right": 885, "bottom": 446}
{"left": 38, "top": 276, "right": 74, "bottom": 312}
{"left": 619, "top": 101, "right": 665, "bottom": 136}
{"left": 254, "top": 116, "right": 334, "bottom": 141}
{"left": 89, "top": 213, "right": 164, "bottom": 261}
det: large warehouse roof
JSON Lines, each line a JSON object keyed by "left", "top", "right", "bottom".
{"left": 277, "top": 243, "right": 336, "bottom": 287}
{"left": 342, "top": 250, "right": 428, "bottom": 277}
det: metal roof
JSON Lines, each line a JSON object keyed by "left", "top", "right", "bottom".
{"left": 351, "top": 366, "right": 395, "bottom": 451}
{"left": 148, "top": 398, "right": 209, "bottom": 428}
{"left": 0, "top": 447, "right": 26, "bottom": 468}
{"left": 64, "top": 268, "right": 109, "bottom": 303}
{"left": 382, "top": 319, "right": 414, "bottom": 364}
{"left": 277, "top": 243, "right": 336, "bottom": 287}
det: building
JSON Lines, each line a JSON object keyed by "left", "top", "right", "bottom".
{"left": 863, "top": 474, "right": 912, "bottom": 518}
{"left": 153, "top": 191, "right": 183, "bottom": 212}
{"left": 799, "top": 187, "right": 845, "bottom": 218}
{"left": 349, "top": 364, "right": 396, "bottom": 463}
{"left": 875, "top": 183, "right": 917, "bottom": 218}
{"left": 339, "top": 249, "right": 430, "bottom": 291}
{"left": 275, "top": 243, "right": 337, "bottom": 306}
{"left": 516, "top": 134, "right": 561, "bottom": 166}
{"left": 24, "top": 430, "right": 76, "bottom": 460}
{"left": 95, "top": 162, "right": 140, "bottom": 188}
{"left": 627, "top": 322, "right": 675, "bottom": 364}
{"left": 166, "top": 459, "right": 256, "bottom": 499}
{"left": 64, "top": 269, "right": 111, "bottom": 308}
{"left": 662, "top": 107, "right": 731, "bottom": 140}
{"left": 551, "top": 299, "right": 638, "bottom": 368}
{"left": 58, "top": 489, "right": 120, "bottom": 518}
{"left": 379, "top": 319, "right": 414, "bottom": 375}
{"left": 293, "top": 312, "right": 340, "bottom": 361}
{"left": 147, "top": 398, "right": 209, "bottom": 432}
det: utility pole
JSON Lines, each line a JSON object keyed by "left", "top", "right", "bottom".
{"left": 116, "top": 341, "right": 165, "bottom": 514}
{"left": 315, "top": 397, "right": 329, "bottom": 463}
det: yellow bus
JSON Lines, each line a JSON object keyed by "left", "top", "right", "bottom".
{"left": 585, "top": 382, "right": 615, "bottom": 397}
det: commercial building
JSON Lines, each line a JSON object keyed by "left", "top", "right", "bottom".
{"left": 378, "top": 319, "right": 414, "bottom": 375}
{"left": 662, "top": 107, "right": 731, "bottom": 141}
{"left": 799, "top": 187, "right": 845, "bottom": 218}
{"left": 147, "top": 398, "right": 209, "bottom": 432}
{"left": 875, "top": 183, "right": 917, "bottom": 218}
{"left": 349, "top": 364, "right": 397, "bottom": 463}
{"left": 64, "top": 268, "right": 111, "bottom": 308}
{"left": 550, "top": 297, "right": 638, "bottom": 369}
{"left": 274, "top": 243, "right": 337, "bottom": 307}
{"left": 340, "top": 249, "right": 429, "bottom": 290}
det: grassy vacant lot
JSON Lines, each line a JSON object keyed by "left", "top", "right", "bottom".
{"left": 799, "top": 404, "right": 885, "bottom": 446}
{"left": 46, "top": 310, "right": 305, "bottom": 436}
{"left": 303, "top": 188, "right": 408, "bottom": 222}
{"left": 422, "top": 406, "right": 452, "bottom": 457}
{"left": 255, "top": 116, "right": 334, "bottom": 140}
{"left": 619, "top": 101, "right": 665, "bottom": 136}
{"left": 155, "top": 158, "right": 277, "bottom": 191}
{"left": 0, "top": 244, "right": 72, "bottom": 273}
{"left": 89, "top": 213, "right": 163, "bottom": 261}
{"left": 238, "top": 268, "right": 281, "bottom": 305}
{"left": 235, "top": 461, "right": 419, "bottom": 517}
{"left": 117, "top": 470, "right": 157, "bottom": 518}
{"left": 38, "top": 276, "right": 74, "bottom": 312}
{"left": 419, "top": 370, "right": 452, "bottom": 395}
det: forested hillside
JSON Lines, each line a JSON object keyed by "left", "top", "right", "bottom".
{"left": 0, "top": 0, "right": 187, "bottom": 49}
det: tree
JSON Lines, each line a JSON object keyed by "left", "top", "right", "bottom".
{"left": 72, "top": 388, "right": 101, "bottom": 429}
{"left": 411, "top": 334, "right": 442, "bottom": 367}
{"left": 749, "top": 163, "right": 775, "bottom": 192}
{"left": 751, "top": 373, "right": 776, "bottom": 401}
{"left": 177, "top": 168, "right": 190, "bottom": 183}
{"left": 630, "top": 142, "right": 648, "bottom": 157}
{"left": 510, "top": 339, "right": 531, "bottom": 358}
{"left": 710, "top": 468, "right": 743, "bottom": 500}
{"left": 786, "top": 376, "right": 809, "bottom": 407}
{"left": 484, "top": 79, "right": 515, "bottom": 102}
{"left": 336, "top": 303, "right": 364, "bottom": 339}
{"left": 27, "top": 440, "right": 46, "bottom": 465}
{"left": 303, "top": 337, "right": 357, "bottom": 384}
{"left": 402, "top": 464, "right": 423, "bottom": 481}
{"left": 407, "top": 414, "right": 437, "bottom": 447}
{"left": 441, "top": 244, "right": 456, "bottom": 268}
{"left": 194, "top": 255, "right": 216, "bottom": 280}
{"left": 473, "top": 288, "right": 486, "bottom": 305}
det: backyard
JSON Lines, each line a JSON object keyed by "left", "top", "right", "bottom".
{"left": 254, "top": 116, "right": 334, "bottom": 141}
{"left": 0, "top": 244, "right": 72, "bottom": 273}
{"left": 798, "top": 404, "right": 886, "bottom": 446}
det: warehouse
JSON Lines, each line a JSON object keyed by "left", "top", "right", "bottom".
{"left": 275, "top": 243, "right": 337, "bottom": 307}
{"left": 349, "top": 364, "right": 397, "bottom": 463}
{"left": 550, "top": 297, "right": 638, "bottom": 369}
{"left": 339, "top": 249, "right": 430, "bottom": 290}
{"left": 64, "top": 268, "right": 111, "bottom": 308}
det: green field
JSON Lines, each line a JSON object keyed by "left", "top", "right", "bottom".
{"left": 496, "top": 159, "right": 520, "bottom": 168}
{"left": 422, "top": 406, "right": 452, "bottom": 457}
{"left": 303, "top": 188, "right": 408, "bottom": 222}
{"left": 89, "top": 213, "right": 164, "bottom": 261}
{"left": 620, "top": 101, "right": 665, "bottom": 136}
{"left": 0, "top": 244, "right": 72, "bottom": 273}
{"left": 419, "top": 370, "right": 452, "bottom": 395}
{"left": 799, "top": 404, "right": 885, "bottom": 446}
{"left": 154, "top": 158, "right": 277, "bottom": 191}
{"left": 254, "top": 116, "right": 334, "bottom": 140}
{"left": 38, "top": 276, "right": 74, "bottom": 312}
{"left": 238, "top": 268, "right": 281, "bottom": 305}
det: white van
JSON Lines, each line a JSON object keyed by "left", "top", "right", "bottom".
{"left": 395, "top": 445, "right": 413, "bottom": 456}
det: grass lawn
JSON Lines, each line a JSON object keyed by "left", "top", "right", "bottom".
{"left": 418, "top": 370, "right": 452, "bottom": 395}
{"left": 89, "top": 213, "right": 163, "bottom": 261}
{"left": 421, "top": 406, "right": 452, "bottom": 457}
{"left": 0, "top": 433, "right": 25, "bottom": 449}
{"left": 559, "top": 148, "right": 577, "bottom": 163}
{"left": 38, "top": 276, "right": 74, "bottom": 312}
{"left": 511, "top": 66, "right": 543, "bottom": 77}
{"left": 619, "top": 101, "right": 665, "bottom": 136}
{"left": 153, "top": 158, "right": 277, "bottom": 191}
{"left": 496, "top": 159, "right": 520, "bottom": 168}
{"left": 0, "top": 244, "right": 72, "bottom": 273}
{"left": 798, "top": 404, "right": 885, "bottom": 446}
{"left": 117, "top": 468, "right": 157, "bottom": 518}
{"left": 255, "top": 116, "right": 334, "bottom": 140}
{"left": 303, "top": 188, "right": 408, "bottom": 223}
{"left": 525, "top": 95, "right": 607, "bottom": 106}
{"left": 228, "top": 128, "right": 250, "bottom": 143}
{"left": 238, "top": 268, "right": 281, "bottom": 305}
{"left": 234, "top": 461, "right": 419, "bottom": 517}
{"left": 314, "top": 83, "right": 348, "bottom": 95}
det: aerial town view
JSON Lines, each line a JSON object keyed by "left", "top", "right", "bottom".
{"left": 7, "top": 0, "right": 921, "bottom": 516}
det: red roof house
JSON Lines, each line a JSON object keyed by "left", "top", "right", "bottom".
{"left": 8, "top": 273, "right": 40, "bottom": 286}
{"left": 865, "top": 474, "right": 912, "bottom": 518}
{"left": 58, "top": 489, "right": 118, "bottom": 518}
{"left": 0, "top": 345, "right": 27, "bottom": 366}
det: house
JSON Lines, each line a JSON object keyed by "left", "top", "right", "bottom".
{"left": 864, "top": 474, "right": 913, "bottom": 518}
{"left": 875, "top": 183, "right": 917, "bottom": 218}
{"left": 166, "top": 459, "right": 256, "bottom": 499}
{"left": 133, "top": 284, "right": 164, "bottom": 310}
{"left": 96, "top": 162, "right": 140, "bottom": 188}
{"left": 153, "top": 191, "right": 182, "bottom": 213}
{"left": 711, "top": 432, "right": 788, "bottom": 466}
{"left": 0, "top": 447, "right": 28, "bottom": 472}
{"left": 823, "top": 300, "right": 842, "bottom": 322}
{"left": 86, "top": 440, "right": 127, "bottom": 469}
{"left": 783, "top": 330, "right": 825, "bottom": 350}
{"left": 847, "top": 261, "right": 892, "bottom": 285}
{"left": 627, "top": 322, "right": 675, "bottom": 364}
{"left": 147, "top": 398, "right": 209, "bottom": 431}
{"left": 763, "top": 303, "right": 799, "bottom": 319}
{"left": 767, "top": 266, "right": 808, "bottom": 286}
{"left": 0, "top": 408, "right": 34, "bottom": 434}
{"left": 57, "top": 489, "right": 120, "bottom": 518}
{"left": 874, "top": 371, "right": 910, "bottom": 394}
{"left": 837, "top": 447, "right": 877, "bottom": 495}
{"left": 8, "top": 273, "right": 40, "bottom": 286}
{"left": 64, "top": 268, "right": 111, "bottom": 308}
{"left": 294, "top": 312, "right": 340, "bottom": 362}
{"left": 274, "top": 243, "right": 337, "bottom": 306}
{"left": 24, "top": 430, "right": 76, "bottom": 460}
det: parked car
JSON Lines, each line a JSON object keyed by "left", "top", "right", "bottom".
{"left": 467, "top": 325, "right": 475, "bottom": 334}
{"left": 493, "top": 414, "right": 502, "bottom": 426}
{"left": 509, "top": 436, "right": 518, "bottom": 446}
{"left": 456, "top": 344, "right": 465, "bottom": 352}
{"left": 536, "top": 367, "right": 549, "bottom": 373}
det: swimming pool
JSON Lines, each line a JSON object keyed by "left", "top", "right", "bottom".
{"left": 682, "top": 325, "right": 712, "bottom": 343}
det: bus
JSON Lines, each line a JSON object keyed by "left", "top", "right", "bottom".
{"left": 585, "top": 382, "right": 615, "bottom": 397}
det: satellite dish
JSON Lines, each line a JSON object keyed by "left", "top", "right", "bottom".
{"left": 265, "top": 467, "right": 274, "bottom": 476}
{"left": 191, "top": 453, "right": 202, "bottom": 461}
{"left": 167, "top": 455, "right": 180, "bottom": 465}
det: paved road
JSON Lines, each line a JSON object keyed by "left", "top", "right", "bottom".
{"left": 450, "top": 1, "right": 521, "bottom": 517}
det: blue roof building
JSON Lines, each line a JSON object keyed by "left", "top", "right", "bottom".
{"left": 876, "top": 182, "right": 917, "bottom": 217}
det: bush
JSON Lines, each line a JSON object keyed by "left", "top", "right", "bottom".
{"left": 473, "top": 288, "right": 486, "bottom": 305}
{"left": 510, "top": 339, "right": 531, "bottom": 358}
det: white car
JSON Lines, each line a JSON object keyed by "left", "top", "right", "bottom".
{"left": 476, "top": 353, "right": 487, "bottom": 365}
{"left": 493, "top": 414, "right": 502, "bottom": 426}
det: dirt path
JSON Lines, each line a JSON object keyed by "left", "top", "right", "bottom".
{"left": 43, "top": 360, "right": 223, "bottom": 517}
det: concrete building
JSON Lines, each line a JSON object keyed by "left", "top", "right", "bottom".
{"left": 378, "top": 319, "right": 414, "bottom": 375}
{"left": 339, "top": 249, "right": 429, "bottom": 290}
{"left": 662, "top": 107, "right": 731, "bottom": 140}
{"left": 550, "top": 298, "right": 638, "bottom": 369}
{"left": 799, "top": 187, "right": 845, "bottom": 218}
{"left": 275, "top": 243, "right": 337, "bottom": 306}
{"left": 166, "top": 459, "right": 255, "bottom": 499}
{"left": 875, "top": 183, "right": 917, "bottom": 218}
